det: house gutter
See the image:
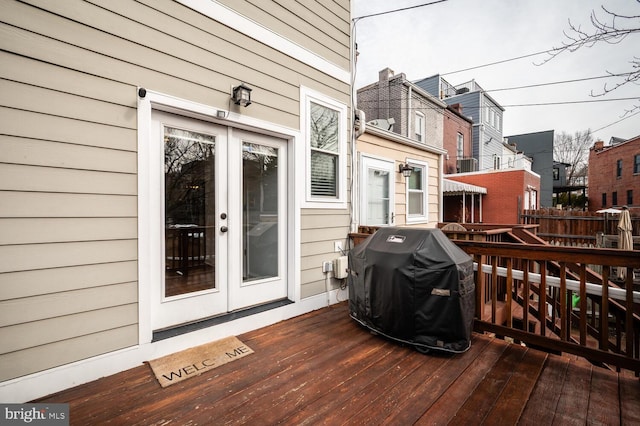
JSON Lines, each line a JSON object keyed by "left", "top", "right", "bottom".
{"left": 350, "top": 9, "right": 359, "bottom": 233}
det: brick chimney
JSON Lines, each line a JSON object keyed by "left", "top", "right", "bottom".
{"left": 593, "top": 140, "right": 605, "bottom": 151}
{"left": 378, "top": 68, "right": 393, "bottom": 122}
{"left": 449, "top": 103, "right": 463, "bottom": 114}
{"left": 379, "top": 67, "right": 394, "bottom": 82}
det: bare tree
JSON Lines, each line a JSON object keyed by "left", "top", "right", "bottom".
{"left": 539, "top": 2, "right": 640, "bottom": 116}
{"left": 554, "top": 129, "right": 593, "bottom": 185}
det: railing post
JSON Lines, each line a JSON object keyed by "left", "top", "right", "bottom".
{"left": 475, "top": 254, "right": 485, "bottom": 320}
{"left": 580, "top": 264, "right": 587, "bottom": 346}
{"left": 523, "top": 259, "right": 529, "bottom": 332}
{"left": 560, "top": 262, "right": 567, "bottom": 341}
{"left": 626, "top": 271, "right": 634, "bottom": 358}
{"left": 600, "top": 267, "right": 609, "bottom": 351}
{"left": 491, "top": 256, "right": 498, "bottom": 324}
{"left": 506, "top": 258, "right": 513, "bottom": 329}
{"left": 540, "top": 262, "right": 547, "bottom": 337}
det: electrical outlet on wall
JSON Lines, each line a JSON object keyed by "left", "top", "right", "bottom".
{"left": 334, "top": 241, "right": 343, "bottom": 253}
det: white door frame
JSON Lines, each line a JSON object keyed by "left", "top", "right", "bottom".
{"left": 137, "top": 90, "right": 298, "bottom": 343}
{"left": 360, "top": 154, "right": 395, "bottom": 226}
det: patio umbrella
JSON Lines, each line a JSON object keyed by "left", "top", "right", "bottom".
{"left": 597, "top": 208, "right": 622, "bottom": 234}
{"left": 617, "top": 207, "right": 633, "bottom": 279}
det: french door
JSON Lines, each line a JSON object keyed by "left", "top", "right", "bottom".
{"left": 151, "top": 112, "right": 287, "bottom": 330}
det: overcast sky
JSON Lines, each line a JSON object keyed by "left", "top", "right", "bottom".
{"left": 352, "top": 0, "right": 639, "bottom": 145}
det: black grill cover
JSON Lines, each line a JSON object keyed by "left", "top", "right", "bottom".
{"left": 348, "top": 227, "right": 475, "bottom": 353}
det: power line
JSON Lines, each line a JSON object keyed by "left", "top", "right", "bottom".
{"left": 440, "top": 49, "right": 553, "bottom": 75}
{"left": 353, "top": 0, "right": 449, "bottom": 21}
{"left": 357, "top": 95, "right": 640, "bottom": 109}
{"left": 592, "top": 110, "right": 640, "bottom": 133}
{"left": 483, "top": 73, "right": 633, "bottom": 93}
{"left": 501, "top": 97, "right": 640, "bottom": 108}
{"left": 439, "top": 29, "right": 640, "bottom": 76}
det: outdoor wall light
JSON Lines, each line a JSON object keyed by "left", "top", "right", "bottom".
{"left": 232, "top": 83, "right": 252, "bottom": 107}
{"left": 399, "top": 163, "right": 413, "bottom": 178}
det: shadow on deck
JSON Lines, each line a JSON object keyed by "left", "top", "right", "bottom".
{"left": 36, "top": 303, "right": 640, "bottom": 425}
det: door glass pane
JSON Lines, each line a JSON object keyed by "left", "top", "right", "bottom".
{"left": 243, "top": 143, "right": 279, "bottom": 282}
{"left": 367, "top": 169, "right": 390, "bottom": 224}
{"left": 164, "top": 126, "right": 216, "bottom": 297}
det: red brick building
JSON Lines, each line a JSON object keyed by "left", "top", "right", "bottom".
{"left": 445, "top": 169, "right": 540, "bottom": 224}
{"left": 588, "top": 135, "right": 640, "bottom": 213}
{"left": 443, "top": 104, "right": 473, "bottom": 174}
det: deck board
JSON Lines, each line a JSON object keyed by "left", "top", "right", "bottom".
{"left": 483, "top": 346, "right": 547, "bottom": 425}
{"left": 518, "top": 355, "right": 570, "bottom": 425}
{"left": 378, "top": 337, "right": 492, "bottom": 425}
{"left": 34, "top": 302, "right": 638, "bottom": 425}
{"left": 416, "top": 336, "right": 508, "bottom": 425}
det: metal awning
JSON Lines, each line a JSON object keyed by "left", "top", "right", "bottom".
{"left": 443, "top": 178, "right": 487, "bottom": 195}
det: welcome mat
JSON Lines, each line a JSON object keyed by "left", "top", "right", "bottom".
{"left": 147, "top": 336, "right": 254, "bottom": 388}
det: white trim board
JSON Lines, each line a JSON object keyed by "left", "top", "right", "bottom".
{"left": 175, "top": 0, "right": 350, "bottom": 84}
{"left": 137, "top": 89, "right": 301, "bottom": 344}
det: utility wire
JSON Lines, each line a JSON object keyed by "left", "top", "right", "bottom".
{"left": 353, "top": 0, "right": 449, "bottom": 21}
{"left": 440, "top": 29, "right": 640, "bottom": 76}
{"left": 357, "top": 95, "right": 640, "bottom": 109}
{"left": 592, "top": 110, "right": 640, "bottom": 133}
{"left": 440, "top": 49, "right": 553, "bottom": 75}
{"left": 501, "top": 96, "right": 640, "bottom": 108}
{"left": 483, "top": 73, "right": 634, "bottom": 93}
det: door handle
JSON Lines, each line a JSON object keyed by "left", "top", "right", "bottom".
{"left": 220, "top": 226, "right": 228, "bottom": 233}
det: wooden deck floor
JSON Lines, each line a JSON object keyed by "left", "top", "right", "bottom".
{"left": 36, "top": 302, "right": 640, "bottom": 425}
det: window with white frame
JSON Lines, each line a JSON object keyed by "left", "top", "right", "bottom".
{"left": 415, "top": 112, "right": 425, "bottom": 142}
{"left": 302, "top": 87, "right": 347, "bottom": 207}
{"left": 457, "top": 133, "right": 464, "bottom": 158}
{"left": 406, "top": 159, "right": 428, "bottom": 222}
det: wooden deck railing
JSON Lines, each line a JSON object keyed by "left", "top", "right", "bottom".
{"left": 453, "top": 240, "right": 640, "bottom": 373}
{"left": 520, "top": 208, "right": 640, "bottom": 247}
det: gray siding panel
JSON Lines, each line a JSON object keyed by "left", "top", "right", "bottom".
{"left": 0, "top": 261, "right": 138, "bottom": 300}
{"left": 0, "top": 107, "right": 137, "bottom": 151}
{"left": 216, "top": 0, "right": 350, "bottom": 68}
{"left": 414, "top": 76, "right": 440, "bottom": 98}
{"left": 0, "top": 136, "right": 137, "bottom": 174}
{"left": 0, "top": 0, "right": 351, "bottom": 382}
{"left": 0, "top": 192, "right": 137, "bottom": 218}
{"left": 0, "top": 282, "right": 137, "bottom": 327}
{"left": 0, "top": 325, "right": 138, "bottom": 382}
{"left": 0, "top": 240, "right": 138, "bottom": 274}
{"left": 0, "top": 304, "right": 138, "bottom": 354}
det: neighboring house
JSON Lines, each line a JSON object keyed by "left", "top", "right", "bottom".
{"left": 0, "top": 0, "right": 352, "bottom": 402}
{"left": 552, "top": 161, "right": 586, "bottom": 208}
{"left": 357, "top": 68, "right": 446, "bottom": 150}
{"left": 356, "top": 123, "right": 446, "bottom": 228}
{"left": 505, "top": 130, "right": 555, "bottom": 207}
{"left": 444, "top": 104, "right": 473, "bottom": 174}
{"left": 553, "top": 161, "right": 571, "bottom": 187}
{"left": 414, "top": 75, "right": 505, "bottom": 172}
{"left": 446, "top": 169, "right": 541, "bottom": 224}
{"left": 588, "top": 135, "right": 640, "bottom": 212}
{"left": 441, "top": 143, "right": 534, "bottom": 224}
{"left": 501, "top": 140, "right": 533, "bottom": 171}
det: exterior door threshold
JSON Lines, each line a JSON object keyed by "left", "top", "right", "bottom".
{"left": 152, "top": 298, "right": 294, "bottom": 342}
